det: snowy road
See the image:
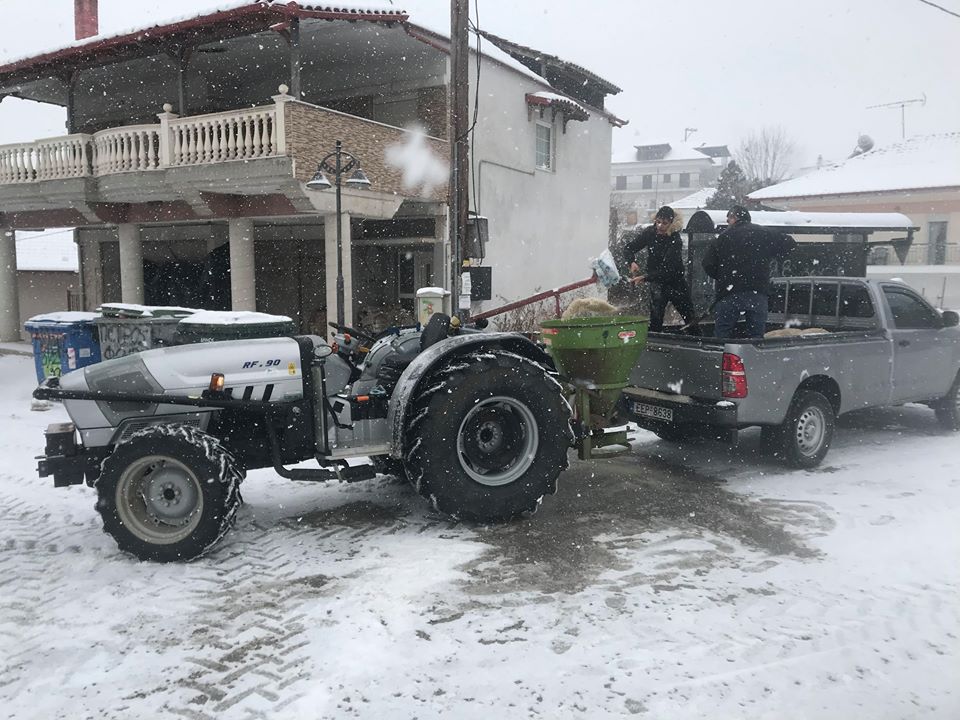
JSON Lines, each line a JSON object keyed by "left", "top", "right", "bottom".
{"left": 1, "top": 352, "right": 957, "bottom": 719}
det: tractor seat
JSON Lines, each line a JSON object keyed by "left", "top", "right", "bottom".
{"left": 420, "top": 313, "right": 451, "bottom": 351}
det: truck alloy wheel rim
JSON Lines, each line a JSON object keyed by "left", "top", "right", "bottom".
{"left": 456, "top": 396, "right": 539, "bottom": 486}
{"left": 116, "top": 455, "right": 204, "bottom": 544}
{"left": 795, "top": 407, "right": 826, "bottom": 456}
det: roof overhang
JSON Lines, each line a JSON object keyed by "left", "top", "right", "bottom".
{"left": 687, "top": 209, "right": 919, "bottom": 234}
{"left": 0, "top": 2, "right": 408, "bottom": 91}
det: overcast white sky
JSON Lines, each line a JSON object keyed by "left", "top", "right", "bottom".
{"left": 0, "top": 0, "right": 956, "bottom": 167}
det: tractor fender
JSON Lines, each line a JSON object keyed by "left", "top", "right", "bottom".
{"left": 387, "top": 332, "right": 551, "bottom": 459}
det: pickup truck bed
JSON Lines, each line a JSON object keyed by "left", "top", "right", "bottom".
{"left": 621, "top": 277, "right": 960, "bottom": 467}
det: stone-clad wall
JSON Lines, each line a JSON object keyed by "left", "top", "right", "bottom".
{"left": 285, "top": 101, "right": 449, "bottom": 202}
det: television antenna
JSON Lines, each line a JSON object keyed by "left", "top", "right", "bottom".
{"left": 866, "top": 94, "right": 926, "bottom": 139}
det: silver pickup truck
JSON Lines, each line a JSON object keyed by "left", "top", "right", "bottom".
{"left": 622, "top": 277, "right": 960, "bottom": 467}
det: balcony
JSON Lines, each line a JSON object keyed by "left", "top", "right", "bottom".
{"left": 0, "top": 88, "right": 449, "bottom": 226}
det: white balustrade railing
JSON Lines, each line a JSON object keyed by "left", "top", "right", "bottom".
{"left": 34, "top": 135, "right": 92, "bottom": 180}
{"left": 92, "top": 126, "right": 160, "bottom": 176}
{"left": 0, "top": 144, "right": 39, "bottom": 183}
{"left": 168, "top": 107, "right": 280, "bottom": 167}
{"left": 0, "top": 99, "right": 288, "bottom": 185}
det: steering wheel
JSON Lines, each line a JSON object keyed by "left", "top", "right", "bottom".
{"left": 328, "top": 321, "right": 377, "bottom": 345}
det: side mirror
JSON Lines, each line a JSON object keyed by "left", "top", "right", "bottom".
{"left": 941, "top": 310, "right": 959, "bottom": 327}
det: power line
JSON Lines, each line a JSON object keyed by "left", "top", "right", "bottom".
{"left": 916, "top": 0, "right": 960, "bottom": 19}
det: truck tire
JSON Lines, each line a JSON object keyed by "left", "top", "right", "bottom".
{"left": 95, "top": 424, "right": 243, "bottom": 562}
{"left": 768, "top": 390, "right": 835, "bottom": 468}
{"left": 934, "top": 373, "right": 960, "bottom": 431}
{"left": 403, "top": 349, "right": 573, "bottom": 522}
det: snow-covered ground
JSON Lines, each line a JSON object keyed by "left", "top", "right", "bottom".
{"left": 1, "top": 351, "right": 957, "bottom": 719}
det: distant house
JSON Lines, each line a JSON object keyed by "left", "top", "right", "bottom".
{"left": 15, "top": 229, "right": 81, "bottom": 339}
{"left": 611, "top": 142, "right": 730, "bottom": 226}
{"left": 0, "top": 1, "right": 625, "bottom": 341}
{"left": 750, "top": 133, "right": 960, "bottom": 266}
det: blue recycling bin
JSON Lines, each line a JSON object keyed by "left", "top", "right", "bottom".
{"left": 24, "top": 312, "right": 102, "bottom": 384}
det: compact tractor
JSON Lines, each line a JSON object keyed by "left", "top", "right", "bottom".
{"left": 34, "top": 255, "right": 647, "bottom": 562}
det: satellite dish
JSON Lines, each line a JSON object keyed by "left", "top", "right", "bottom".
{"left": 857, "top": 135, "right": 874, "bottom": 153}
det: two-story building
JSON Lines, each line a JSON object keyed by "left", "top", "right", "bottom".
{"left": 0, "top": 1, "right": 623, "bottom": 341}
{"left": 610, "top": 141, "right": 730, "bottom": 227}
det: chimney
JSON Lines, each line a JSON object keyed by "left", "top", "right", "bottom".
{"left": 75, "top": 0, "right": 99, "bottom": 41}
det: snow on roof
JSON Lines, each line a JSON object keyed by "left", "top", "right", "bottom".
{"left": 0, "top": 2, "right": 408, "bottom": 72}
{"left": 671, "top": 187, "right": 716, "bottom": 209}
{"left": 692, "top": 210, "right": 917, "bottom": 232}
{"left": 751, "top": 133, "right": 960, "bottom": 200}
{"left": 526, "top": 92, "right": 590, "bottom": 120}
{"left": 15, "top": 229, "right": 78, "bottom": 272}
{"left": 612, "top": 142, "right": 714, "bottom": 165}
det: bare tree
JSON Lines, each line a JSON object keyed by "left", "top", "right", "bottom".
{"left": 735, "top": 127, "right": 797, "bottom": 186}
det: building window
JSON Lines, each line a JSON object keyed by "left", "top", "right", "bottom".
{"left": 928, "top": 221, "right": 948, "bottom": 265}
{"left": 662, "top": 174, "right": 672, "bottom": 184}
{"left": 535, "top": 121, "right": 553, "bottom": 171}
{"left": 679, "top": 173, "right": 690, "bottom": 188}
{"left": 615, "top": 175, "right": 627, "bottom": 190}
{"left": 642, "top": 174, "right": 652, "bottom": 189}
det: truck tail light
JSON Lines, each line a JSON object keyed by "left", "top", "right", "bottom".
{"left": 721, "top": 353, "right": 748, "bottom": 398}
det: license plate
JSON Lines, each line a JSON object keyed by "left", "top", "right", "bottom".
{"left": 634, "top": 402, "right": 673, "bottom": 422}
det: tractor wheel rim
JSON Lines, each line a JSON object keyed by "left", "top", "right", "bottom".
{"left": 795, "top": 407, "right": 825, "bottom": 456}
{"left": 116, "top": 455, "right": 204, "bottom": 545}
{"left": 457, "top": 396, "right": 539, "bottom": 487}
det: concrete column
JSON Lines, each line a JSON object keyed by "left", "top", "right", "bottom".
{"left": 117, "top": 223, "right": 144, "bottom": 304}
{"left": 80, "top": 235, "right": 102, "bottom": 311}
{"left": 0, "top": 227, "right": 22, "bottom": 341}
{"left": 323, "top": 212, "right": 353, "bottom": 326}
{"left": 228, "top": 218, "right": 256, "bottom": 311}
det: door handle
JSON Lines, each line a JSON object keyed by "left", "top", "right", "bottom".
{"left": 898, "top": 340, "right": 910, "bottom": 347}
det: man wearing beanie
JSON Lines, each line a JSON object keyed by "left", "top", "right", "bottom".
{"left": 623, "top": 206, "right": 697, "bottom": 333}
{"left": 702, "top": 205, "right": 796, "bottom": 338}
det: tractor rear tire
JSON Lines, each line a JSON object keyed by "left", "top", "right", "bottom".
{"left": 95, "top": 424, "right": 243, "bottom": 562}
{"left": 403, "top": 350, "right": 573, "bottom": 522}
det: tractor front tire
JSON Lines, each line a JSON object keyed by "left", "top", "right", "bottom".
{"left": 95, "top": 424, "right": 243, "bottom": 562}
{"left": 404, "top": 350, "right": 572, "bottom": 522}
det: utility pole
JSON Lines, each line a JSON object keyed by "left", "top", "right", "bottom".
{"left": 684, "top": 127, "right": 698, "bottom": 142}
{"left": 449, "top": 0, "right": 470, "bottom": 319}
{"left": 866, "top": 94, "right": 926, "bottom": 139}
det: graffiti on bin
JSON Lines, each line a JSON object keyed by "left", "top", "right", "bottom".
{"left": 98, "top": 323, "right": 154, "bottom": 360}
{"left": 35, "top": 332, "right": 65, "bottom": 378}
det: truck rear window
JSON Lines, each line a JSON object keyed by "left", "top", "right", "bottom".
{"left": 839, "top": 284, "right": 875, "bottom": 318}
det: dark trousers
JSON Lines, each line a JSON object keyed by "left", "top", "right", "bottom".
{"left": 649, "top": 281, "right": 696, "bottom": 332}
{"left": 713, "top": 291, "right": 768, "bottom": 338}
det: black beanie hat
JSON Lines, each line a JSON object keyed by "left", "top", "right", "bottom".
{"left": 728, "top": 205, "right": 751, "bottom": 223}
{"left": 655, "top": 206, "right": 675, "bottom": 222}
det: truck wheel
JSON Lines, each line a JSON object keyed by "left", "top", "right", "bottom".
{"left": 95, "top": 424, "right": 243, "bottom": 562}
{"left": 404, "top": 350, "right": 573, "bottom": 522}
{"left": 769, "top": 390, "right": 835, "bottom": 468}
{"left": 934, "top": 373, "right": 960, "bottom": 431}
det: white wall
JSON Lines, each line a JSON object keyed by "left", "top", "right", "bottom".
{"left": 468, "top": 57, "right": 613, "bottom": 310}
{"left": 866, "top": 267, "right": 960, "bottom": 310}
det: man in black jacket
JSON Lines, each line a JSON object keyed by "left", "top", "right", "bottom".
{"left": 702, "top": 205, "right": 796, "bottom": 338}
{"left": 623, "top": 206, "right": 696, "bottom": 332}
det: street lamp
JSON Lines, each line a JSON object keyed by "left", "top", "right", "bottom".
{"left": 306, "top": 140, "right": 372, "bottom": 326}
